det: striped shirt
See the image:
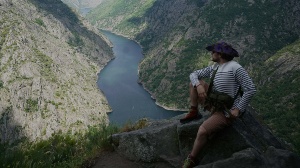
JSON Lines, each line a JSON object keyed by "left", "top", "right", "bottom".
{"left": 190, "top": 61, "right": 256, "bottom": 113}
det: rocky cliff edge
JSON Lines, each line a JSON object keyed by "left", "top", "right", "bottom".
{"left": 111, "top": 107, "right": 300, "bottom": 168}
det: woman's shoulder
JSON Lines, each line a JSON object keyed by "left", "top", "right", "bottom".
{"left": 228, "top": 61, "right": 242, "bottom": 72}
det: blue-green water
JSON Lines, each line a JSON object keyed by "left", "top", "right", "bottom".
{"left": 97, "top": 31, "right": 185, "bottom": 126}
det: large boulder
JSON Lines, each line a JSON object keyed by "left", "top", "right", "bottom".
{"left": 111, "top": 107, "right": 300, "bottom": 167}
{"left": 111, "top": 120, "right": 181, "bottom": 167}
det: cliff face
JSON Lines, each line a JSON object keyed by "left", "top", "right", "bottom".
{"left": 0, "top": 0, "right": 113, "bottom": 142}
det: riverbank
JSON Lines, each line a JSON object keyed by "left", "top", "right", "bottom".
{"left": 97, "top": 30, "right": 185, "bottom": 125}
{"left": 99, "top": 30, "right": 186, "bottom": 113}
{"left": 137, "top": 80, "right": 187, "bottom": 112}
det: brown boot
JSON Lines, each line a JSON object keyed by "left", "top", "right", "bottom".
{"left": 182, "top": 154, "right": 198, "bottom": 168}
{"left": 180, "top": 107, "right": 202, "bottom": 123}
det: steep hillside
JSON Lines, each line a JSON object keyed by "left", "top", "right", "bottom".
{"left": 0, "top": 0, "right": 113, "bottom": 142}
{"left": 87, "top": 0, "right": 300, "bottom": 108}
{"left": 252, "top": 40, "right": 300, "bottom": 152}
{"left": 86, "top": 0, "right": 300, "bottom": 152}
{"left": 87, "top": 0, "right": 156, "bottom": 35}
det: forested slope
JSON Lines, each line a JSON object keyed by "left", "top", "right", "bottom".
{"left": 87, "top": 0, "right": 300, "bottom": 153}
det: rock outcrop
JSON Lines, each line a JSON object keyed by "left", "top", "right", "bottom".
{"left": 111, "top": 107, "right": 300, "bottom": 167}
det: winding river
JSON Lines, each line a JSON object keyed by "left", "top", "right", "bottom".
{"left": 97, "top": 30, "right": 184, "bottom": 126}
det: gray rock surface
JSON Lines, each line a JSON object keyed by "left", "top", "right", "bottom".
{"left": 111, "top": 107, "right": 300, "bottom": 167}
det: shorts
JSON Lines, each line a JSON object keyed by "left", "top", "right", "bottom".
{"left": 201, "top": 111, "right": 232, "bottom": 136}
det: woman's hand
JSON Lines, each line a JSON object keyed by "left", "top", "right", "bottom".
{"left": 230, "top": 108, "right": 240, "bottom": 118}
{"left": 196, "top": 84, "right": 207, "bottom": 99}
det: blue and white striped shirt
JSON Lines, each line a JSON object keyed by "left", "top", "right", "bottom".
{"left": 190, "top": 61, "right": 256, "bottom": 112}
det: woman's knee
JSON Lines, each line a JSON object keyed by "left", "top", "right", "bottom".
{"left": 197, "top": 126, "right": 208, "bottom": 137}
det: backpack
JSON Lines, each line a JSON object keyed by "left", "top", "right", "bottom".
{"left": 203, "top": 67, "right": 242, "bottom": 113}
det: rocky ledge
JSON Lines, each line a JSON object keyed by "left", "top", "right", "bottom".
{"left": 111, "top": 107, "right": 300, "bottom": 168}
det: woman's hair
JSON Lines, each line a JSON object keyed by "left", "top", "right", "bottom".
{"left": 220, "top": 53, "right": 234, "bottom": 61}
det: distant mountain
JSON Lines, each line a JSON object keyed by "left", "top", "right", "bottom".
{"left": 0, "top": 0, "right": 113, "bottom": 142}
{"left": 61, "top": 0, "right": 104, "bottom": 15}
{"left": 86, "top": 0, "right": 300, "bottom": 153}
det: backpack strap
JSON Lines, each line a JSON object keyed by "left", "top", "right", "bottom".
{"left": 206, "top": 67, "right": 218, "bottom": 97}
{"left": 204, "top": 66, "right": 243, "bottom": 112}
{"left": 203, "top": 67, "right": 218, "bottom": 111}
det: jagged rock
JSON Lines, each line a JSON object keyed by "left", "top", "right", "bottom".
{"left": 111, "top": 107, "right": 300, "bottom": 167}
{"left": 197, "top": 146, "right": 300, "bottom": 168}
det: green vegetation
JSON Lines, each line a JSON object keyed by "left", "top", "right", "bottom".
{"left": 0, "top": 80, "right": 3, "bottom": 88}
{"left": 88, "top": 0, "right": 149, "bottom": 23}
{"left": 33, "top": 48, "right": 57, "bottom": 82}
{"left": 87, "top": 0, "right": 155, "bottom": 36}
{"left": 34, "top": 18, "right": 46, "bottom": 27}
{"left": 252, "top": 71, "right": 300, "bottom": 153}
{"left": 252, "top": 40, "right": 300, "bottom": 154}
{"left": 0, "top": 27, "right": 9, "bottom": 51}
{"left": 0, "top": 124, "right": 119, "bottom": 167}
{"left": 0, "top": 106, "right": 12, "bottom": 125}
{"left": 0, "top": 119, "right": 150, "bottom": 167}
{"left": 86, "top": 0, "right": 300, "bottom": 154}
{"left": 120, "top": 118, "right": 148, "bottom": 132}
{"left": 25, "top": 98, "right": 39, "bottom": 112}
{"left": 68, "top": 32, "right": 84, "bottom": 47}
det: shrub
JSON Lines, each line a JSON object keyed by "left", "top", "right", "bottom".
{"left": 34, "top": 18, "right": 45, "bottom": 27}
{"left": 24, "top": 98, "right": 38, "bottom": 112}
{"left": 0, "top": 80, "right": 3, "bottom": 88}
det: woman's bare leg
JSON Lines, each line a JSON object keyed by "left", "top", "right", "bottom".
{"left": 190, "top": 126, "right": 208, "bottom": 157}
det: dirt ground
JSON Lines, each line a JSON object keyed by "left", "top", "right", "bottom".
{"left": 91, "top": 150, "right": 176, "bottom": 168}
{"left": 91, "top": 151, "right": 143, "bottom": 168}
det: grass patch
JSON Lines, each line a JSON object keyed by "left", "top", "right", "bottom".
{"left": 34, "top": 18, "right": 46, "bottom": 27}
{"left": 24, "top": 98, "right": 38, "bottom": 113}
{"left": 120, "top": 118, "right": 148, "bottom": 132}
{"left": 0, "top": 124, "right": 119, "bottom": 167}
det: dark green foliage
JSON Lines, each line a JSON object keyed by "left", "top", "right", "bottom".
{"left": 0, "top": 106, "right": 12, "bottom": 125}
{"left": 252, "top": 71, "right": 300, "bottom": 154}
{"left": 0, "top": 124, "right": 119, "bottom": 167}
{"left": 252, "top": 40, "right": 300, "bottom": 154}
{"left": 0, "top": 80, "right": 3, "bottom": 88}
{"left": 68, "top": 32, "right": 84, "bottom": 47}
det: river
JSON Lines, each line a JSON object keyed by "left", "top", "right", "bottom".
{"left": 97, "top": 30, "right": 185, "bottom": 126}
